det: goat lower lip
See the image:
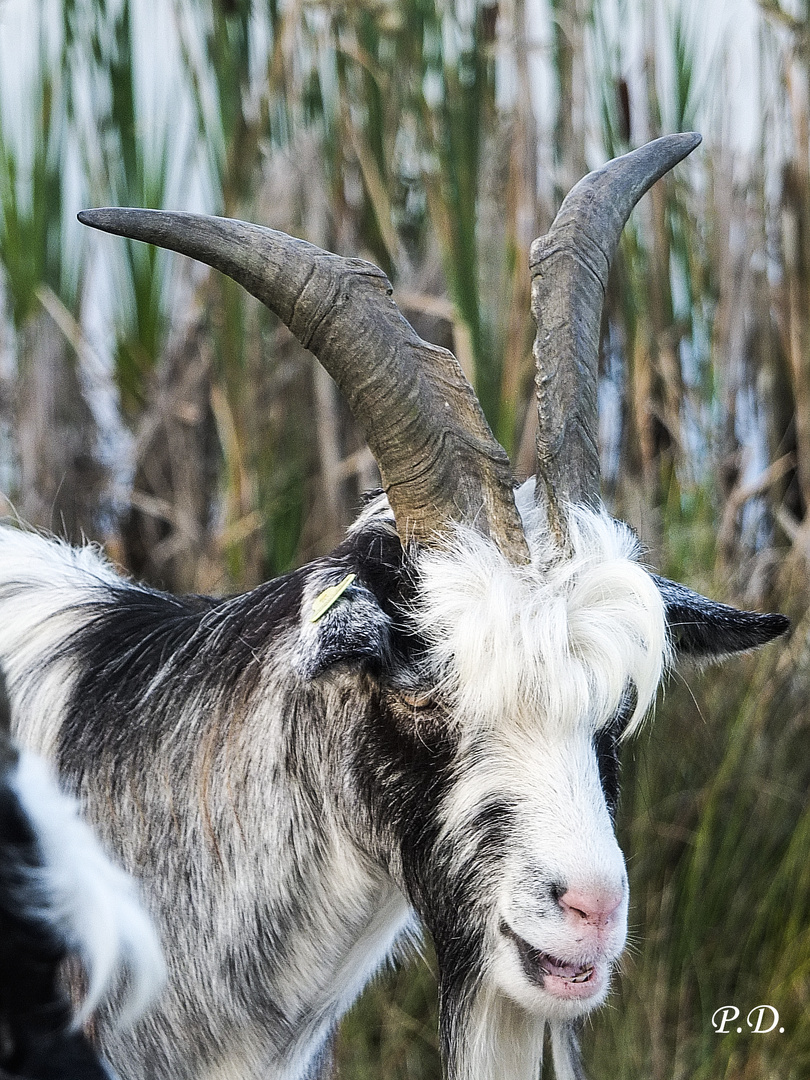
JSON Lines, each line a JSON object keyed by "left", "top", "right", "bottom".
{"left": 500, "top": 921, "right": 597, "bottom": 990}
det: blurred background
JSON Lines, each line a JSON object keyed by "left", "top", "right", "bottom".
{"left": 0, "top": 0, "right": 808, "bottom": 1076}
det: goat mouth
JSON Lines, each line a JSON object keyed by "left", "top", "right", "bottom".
{"left": 500, "top": 921, "right": 602, "bottom": 999}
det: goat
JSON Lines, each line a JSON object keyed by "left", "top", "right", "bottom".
{"left": 0, "top": 133, "right": 788, "bottom": 1080}
{"left": 0, "top": 668, "right": 164, "bottom": 1080}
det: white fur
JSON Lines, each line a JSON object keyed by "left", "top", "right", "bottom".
{"left": 11, "top": 749, "right": 165, "bottom": 1028}
{"left": 0, "top": 527, "right": 121, "bottom": 758}
{"left": 415, "top": 486, "right": 669, "bottom": 734}
{"left": 457, "top": 987, "right": 548, "bottom": 1080}
{"left": 549, "top": 1021, "right": 583, "bottom": 1080}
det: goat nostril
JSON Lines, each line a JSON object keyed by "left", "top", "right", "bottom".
{"left": 558, "top": 887, "right": 623, "bottom": 926}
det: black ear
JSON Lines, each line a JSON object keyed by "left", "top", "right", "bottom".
{"left": 651, "top": 575, "right": 790, "bottom": 661}
{"left": 296, "top": 571, "right": 391, "bottom": 678}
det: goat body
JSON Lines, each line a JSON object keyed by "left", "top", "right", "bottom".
{"left": 0, "top": 486, "right": 786, "bottom": 1080}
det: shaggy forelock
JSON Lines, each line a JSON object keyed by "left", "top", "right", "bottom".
{"left": 412, "top": 499, "right": 671, "bottom": 736}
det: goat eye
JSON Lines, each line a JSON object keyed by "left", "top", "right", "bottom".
{"left": 398, "top": 690, "right": 434, "bottom": 710}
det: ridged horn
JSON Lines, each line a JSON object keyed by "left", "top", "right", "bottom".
{"left": 79, "top": 210, "right": 530, "bottom": 565}
{"left": 531, "top": 132, "right": 702, "bottom": 545}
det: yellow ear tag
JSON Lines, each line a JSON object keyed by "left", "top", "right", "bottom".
{"left": 310, "top": 573, "right": 356, "bottom": 623}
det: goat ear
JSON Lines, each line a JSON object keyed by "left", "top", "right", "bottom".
{"left": 651, "top": 575, "right": 789, "bottom": 661}
{"left": 297, "top": 574, "right": 391, "bottom": 678}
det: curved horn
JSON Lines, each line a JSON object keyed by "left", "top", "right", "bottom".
{"left": 79, "top": 210, "right": 530, "bottom": 565}
{"left": 530, "top": 132, "right": 702, "bottom": 544}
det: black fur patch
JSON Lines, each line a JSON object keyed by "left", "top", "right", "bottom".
{"left": 56, "top": 569, "right": 306, "bottom": 775}
{"left": 349, "top": 673, "right": 511, "bottom": 1069}
{"left": 593, "top": 690, "right": 638, "bottom": 819}
{"left": 594, "top": 724, "right": 621, "bottom": 820}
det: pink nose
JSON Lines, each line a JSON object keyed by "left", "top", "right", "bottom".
{"left": 558, "top": 886, "right": 624, "bottom": 930}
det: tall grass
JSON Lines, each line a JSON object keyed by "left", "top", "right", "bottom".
{"left": 0, "top": 0, "right": 808, "bottom": 1076}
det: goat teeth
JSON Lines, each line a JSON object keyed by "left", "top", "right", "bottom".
{"left": 570, "top": 967, "right": 594, "bottom": 983}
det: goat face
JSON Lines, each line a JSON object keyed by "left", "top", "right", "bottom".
{"left": 296, "top": 489, "right": 786, "bottom": 1076}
